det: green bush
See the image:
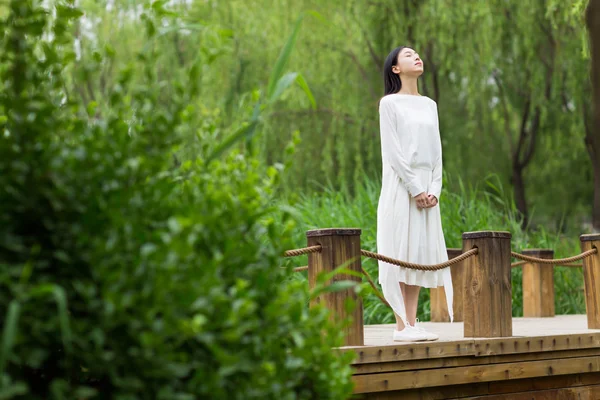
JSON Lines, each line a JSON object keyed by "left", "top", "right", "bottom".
{"left": 0, "top": 1, "right": 354, "bottom": 399}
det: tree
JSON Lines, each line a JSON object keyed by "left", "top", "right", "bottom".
{"left": 55, "top": 0, "right": 596, "bottom": 228}
{"left": 587, "top": 0, "right": 600, "bottom": 232}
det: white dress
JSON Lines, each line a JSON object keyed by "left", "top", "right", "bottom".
{"left": 376, "top": 93, "right": 453, "bottom": 324}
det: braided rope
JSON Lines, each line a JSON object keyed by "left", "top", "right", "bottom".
{"left": 511, "top": 248, "right": 597, "bottom": 265}
{"left": 360, "top": 248, "right": 478, "bottom": 271}
{"left": 284, "top": 245, "right": 322, "bottom": 257}
{"left": 512, "top": 261, "right": 583, "bottom": 268}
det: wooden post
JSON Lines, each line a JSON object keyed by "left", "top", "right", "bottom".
{"left": 307, "top": 228, "right": 364, "bottom": 346}
{"left": 581, "top": 234, "right": 600, "bottom": 329}
{"left": 463, "top": 231, "right": 513, "bottom": 338}
{"left": 430, "top": 248, "right": 464, "bottom": 322}
{"left": 522, "top": 249, "right": 555, "bottom": 318}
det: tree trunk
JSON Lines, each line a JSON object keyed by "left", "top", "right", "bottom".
{"left": 586, "top": 0, "right": 600, "bottom": 232}
{"left": 594, "top": 155, "right": 600, "bottom": 231}
{"left": 513, "top": 164, "right": 529, "bottom": 227}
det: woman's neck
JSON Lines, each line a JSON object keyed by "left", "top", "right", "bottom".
{"left": 398, "top": 76, "right": 420, "bottom": 96}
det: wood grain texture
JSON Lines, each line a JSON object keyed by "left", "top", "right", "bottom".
{"left": 352, "top": 347, "right": 600, "bottom": 375}
{"left": 352, "top": 355, "right": 600, "bottom": 393}
{"left": 307, "top": 229, "right": 364, "bottom": 345}
{"left": 341, "top": 316, "right": 600, "bottom": 364}
{"left": 462, "top": 231, "right": 512, "bottom": 240}
{"left": 462, "top": 385, "right": 600, "bottom": 399}
{"left": 306, "top": 228, "right": 361, "bottom": 237}
{"left": 430, "top": 248, "right": 463, "bottom": 322}
{"left": 522, "top": 249, "right": 555, "bottom": 318}
{"left": 582, "top": 237, "right": 600, "bottom": 329}
{"left": 463, "top": 231, "right": 513, "bottom": 337}
{"left": 346, "top": 332, "right": 600, "bottom": 364}
{"left": 581, "top": 233, "right": 600, "bottom": 242}
{"left": 358, "top": 374, "right": 600, "bottom": 399}
{"left": 347, "top": 317, "right": 600, "bottom": 398}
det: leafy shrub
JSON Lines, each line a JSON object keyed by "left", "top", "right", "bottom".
{"left": 0, "top": 1, "right": 354, "bottom": 399}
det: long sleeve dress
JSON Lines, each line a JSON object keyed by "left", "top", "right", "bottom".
{"left": 376, "top": 93, "right": 453, "bottom": 324}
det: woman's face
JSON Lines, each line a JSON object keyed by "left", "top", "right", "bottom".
{"left": 392, "top": 47, "right": 423, "bottom": 77}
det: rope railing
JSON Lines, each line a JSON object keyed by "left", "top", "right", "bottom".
{"left": 283, "top": 245, "right": 390, "bottom": 305}
{"left": 280, "top": 230, "right": 600, "bottom": 343}
{"left": 284, "top": 245, "right": 596, "bottom": 311}
{"left": 510, "top": 248, "right": 597, "bottom": 265}
{"left": 511, "top": 260, "right": 584, "bottom": 268}
{"left": 360, "top": 248, "right": 479, "bottom": 271}
{"left": 284, "top": 245, "right": 479, "bottom": 272}
{"left": 286, "top": 246, "right": 593, "bottom": 273}
{"left": 284, "top": 245, "right": 594, "bottom": 270}
{"left": 283, "top": 245, "right": 322, "bottom": 257}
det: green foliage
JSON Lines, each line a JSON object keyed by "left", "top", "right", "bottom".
{"left": 0, "top": 0, "right": 592, "bottom": 394}
{"left": 54, "top": 0, "right": 595, "bottom": 228}
{"left": 0, "top": 1, "right": 354, "bottom": 398}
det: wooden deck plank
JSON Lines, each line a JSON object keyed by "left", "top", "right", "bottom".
{"left": 341, "top": 315, "right": 600, "bottom": 365}
{"left": 358, "top": 373, "right": 600, "bottom": 399}
{"left": 347, "top": 316, "right": 600, "bottom": 398}
{"left": 352, "top": 347, "right": 600, "bottom": 374}
{"left": 365, "top": 315, "right": 598, "bottom": 346}
{"left": 462, "top": 385, "right": 600, "bottom": 399}
{"left": 353, "top": 355, "right": 600, "bottom": 393}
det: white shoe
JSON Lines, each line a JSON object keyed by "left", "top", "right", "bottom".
{"left": 413, "top": 319, "right": 439, "bottom": 341}
{"left": 393, "top": 326, "right": 428, "bottom": 342}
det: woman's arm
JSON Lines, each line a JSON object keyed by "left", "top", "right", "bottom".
{"left": 379, "top": 98, "right": 424, "bottom": 197}
{"left": 429, "top": 102, "right": 442, "bottom": 201}
{"left": 429, "top": 155, "right": 442, "bottom": 201}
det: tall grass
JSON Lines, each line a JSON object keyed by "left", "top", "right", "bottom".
{"left": 281, "top": 173, "right": 586, "bottom": 324}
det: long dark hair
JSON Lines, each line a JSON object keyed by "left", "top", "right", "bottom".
{"left": 383, "top": 46, "right": 406, "bottom": 95}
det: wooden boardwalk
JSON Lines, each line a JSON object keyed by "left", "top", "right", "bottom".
{"left": 291, "top": 230, "right": 600, "bottom": 397}
{"left": 341, "top": 315, "right": 600, "bottom": 399}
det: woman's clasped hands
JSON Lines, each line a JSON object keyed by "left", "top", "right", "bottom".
{"left": 415, "top": 192, "right": 438, "bottom": 209}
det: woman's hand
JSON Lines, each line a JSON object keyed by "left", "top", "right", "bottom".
{"left": 415, "top": 192, "right": 432, "bottom": 209}
{"left": 415, "top": 193, "right": 438, "bottom": 209}
{"left": 427, "top": 194, "right": 438, "bottom": 207}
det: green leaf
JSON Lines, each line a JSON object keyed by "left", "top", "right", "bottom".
{"left": 218, "top": 28, "right": 234, "bottom": 38}
{"left": 27, "top": 285, "right": 72, "bottom": 352}
{"left": 52, "top": 286, "right": 72, "bottom": 352}
{"left": 152, "top": 0, "right": 168, "bottom": 11}
{"left": 268, "top": 72, "right": 298, "bottom": 104}
{"left": 205, "top": 102, "right": 261, "bottom": 163}
{"left": 266, "top": 15, "right": 304, "bottom": 99}
{"left": 56, "top": 5, "right": 84, "bottom": 19}
{"left": 310, "top": 280, "right": 357, "bottom": 300}
{"left": 0, "top": 382, "right": 28, "bottom": 398}
{"left": 294, "top": 73, "right": 316, "bottom": 109}
{"left": 314, "top": 258, "right": 360, "bottom": 284}
{"left": 104, "top": 44, "right": 115, "bottom": 58}
{"left": 0, "top": 301, "right": 20, "bottom": 377}
{"left": 73, "top": 387, "right": 98, "bottom": 398}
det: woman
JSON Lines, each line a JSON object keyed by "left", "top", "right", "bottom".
{"left": 377, "top": 46, "right": 453, "bottom": 342}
